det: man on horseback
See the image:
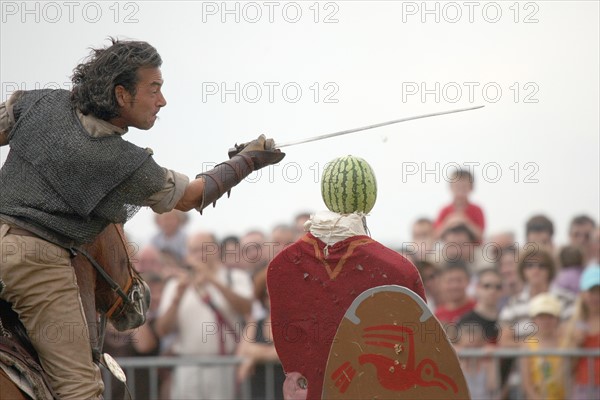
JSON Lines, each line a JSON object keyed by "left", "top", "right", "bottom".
{"left": 0, "top": 39, "right": 284, "bottom": 399}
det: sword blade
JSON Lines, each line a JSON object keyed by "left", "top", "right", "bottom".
{"left": 276, "top": 105, "right": 484, "bottom": 148}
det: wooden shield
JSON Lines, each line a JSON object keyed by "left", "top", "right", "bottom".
{"left": 322, "top": 285, "right": 470, "bottom": 399}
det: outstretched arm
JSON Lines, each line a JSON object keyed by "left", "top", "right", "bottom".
{"left": 174, "top": 178, "right": 205, "bottom": 211}
{"left": 174, "top": 134, "right": 285, "bottom": 213}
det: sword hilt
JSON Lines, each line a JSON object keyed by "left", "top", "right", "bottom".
{"left": 227, "top": 142, "right": 248, "bottom": 159}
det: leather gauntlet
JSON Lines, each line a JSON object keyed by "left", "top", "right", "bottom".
{"left": 195, "top": 154, "right": 255, "bottom": 214}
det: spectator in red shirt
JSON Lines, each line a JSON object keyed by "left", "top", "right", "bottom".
{"left": 434, "top": 169, "right": 485, "bottom": 243}
{"left": 435, "top": 262, "right": 476, "bottom": 325}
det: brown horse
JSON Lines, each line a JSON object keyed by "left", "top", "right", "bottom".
{"left": 0, "top": 223, "right": 150, "bottom": 399}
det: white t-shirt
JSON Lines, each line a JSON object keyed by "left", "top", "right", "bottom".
{"left": 158, "top": 266, "right": 253, "bottom": 356}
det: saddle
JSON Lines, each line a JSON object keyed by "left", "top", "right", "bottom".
{"left": 0, "top": 299, "right": 57, "bottom": 399}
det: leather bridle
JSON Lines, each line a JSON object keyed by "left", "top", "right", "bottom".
{"left": 74, "top": 224, "right": 138, "bottom": 319}
{"left": 73, "top": 224, "right": 147, "bottom": 361}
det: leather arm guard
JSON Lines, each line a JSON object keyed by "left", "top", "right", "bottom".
{"left": 195, "top": 143, "right": 285, "bottom": 213}
{"left": 195, "top": 154, "right": 255, "bottom": 214}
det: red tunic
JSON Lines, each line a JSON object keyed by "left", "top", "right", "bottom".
{"left": 267, "top": 233, "right": 426, "bottom": 399}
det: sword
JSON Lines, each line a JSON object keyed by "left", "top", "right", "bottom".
{"left": 277, "top": 105, "right": 484, "bottom": 148}
{"left": 228, "top": 105, "right": 484, "bottom": 157}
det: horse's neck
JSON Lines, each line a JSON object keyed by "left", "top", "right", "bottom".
{"left": 73, "top": 224, "right": 129, "bottom": 354}
{"left": 72, "top": 255, "right": 101, "bottom": 352}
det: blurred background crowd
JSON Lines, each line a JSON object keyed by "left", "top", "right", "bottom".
{"left": 106, "top": 169, "right": 599, "bottom": 400}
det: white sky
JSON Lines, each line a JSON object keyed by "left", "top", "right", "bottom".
{"left": 1, "top": 1, "right": 598, "bottom": 248}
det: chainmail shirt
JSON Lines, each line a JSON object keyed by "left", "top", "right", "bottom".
{"left": 0, "top": 89, "right": 167, "bottom": 245}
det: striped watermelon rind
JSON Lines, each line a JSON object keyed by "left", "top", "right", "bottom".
{"left": 321, "top": 155, "right": 377, "bottom": 214}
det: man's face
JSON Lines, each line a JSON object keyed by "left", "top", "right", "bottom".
{"left": 186, "top": 234, "right": 219, "bottom": 270}
{"left": 476, "top": 272, "right": 503, "bottom": 307}
{"left": 522, "top": 257, "right": 550, "bottom": 287}
{"left": 135, "top": 247, "right": 162, "bottom": 274}
{"left": 486, "top": 233, "right": 515, "bottom": 260}
{"left": 583, "top": 286, "right": 600, "bottom": 314}
{"left": 450, "top": 178, "right": 472, "bottom": 202}
{"left": 532, "top": 313, "right": 559, "bottom": 334}
{"left": 117, "top": 67, "right": 166, "bottom": 130}
{"left": 499, "top": 253, "right": 521, "bottom": 295}
{"left": 526, "top": 231, "right": 553, "bottom": 251}
{"left": 271, "top": 227, "right": 295, "bottom": 257}
{"left": 440, "top": 269, "right": 469, "bottom": 303}
{"left": 156, "top": 211, "right": 182, "bottom": 237}
{"left": 570, "top": 222, "right": 594, "bottom": 249}
{"left": 222, "top": 241, "right": 240, "bottom": 267}
{"left": 412, "top": 221, "right": 433, "bottom": 243}
{"left": 443, "top": 231, "right": 474, "bottom": 263}
{"left": 240, "top": 232, "right": 267, "bottom": 270}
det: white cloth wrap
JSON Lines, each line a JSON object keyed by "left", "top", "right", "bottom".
{"left": 305, "top": 210, "right": 367, "bottom": 246}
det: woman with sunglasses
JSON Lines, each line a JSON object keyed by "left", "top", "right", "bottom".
{"left": 498, "top": 247, "right": 576, "bottom": 399}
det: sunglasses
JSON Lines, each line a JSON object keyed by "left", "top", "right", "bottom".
{"left": 481, "top": 283, "right": 502, "bottom": 291}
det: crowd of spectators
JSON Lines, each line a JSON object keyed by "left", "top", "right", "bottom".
{"left": 106, "top": 169, "right": 599, "bottom": 400}
{"left": 409, "top": 170, "right": 600, "bottom": 400}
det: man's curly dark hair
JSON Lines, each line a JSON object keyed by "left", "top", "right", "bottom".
{"left": 71, "top": 38, "right": 162, "bottom": 120}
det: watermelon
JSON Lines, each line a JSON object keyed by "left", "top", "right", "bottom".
{"left": 321, "top": 155, "right": 377, "bottom": 214}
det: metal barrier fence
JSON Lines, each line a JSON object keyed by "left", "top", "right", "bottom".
{"left": 104, "top": 349, "right": 600, "bottom": 400}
